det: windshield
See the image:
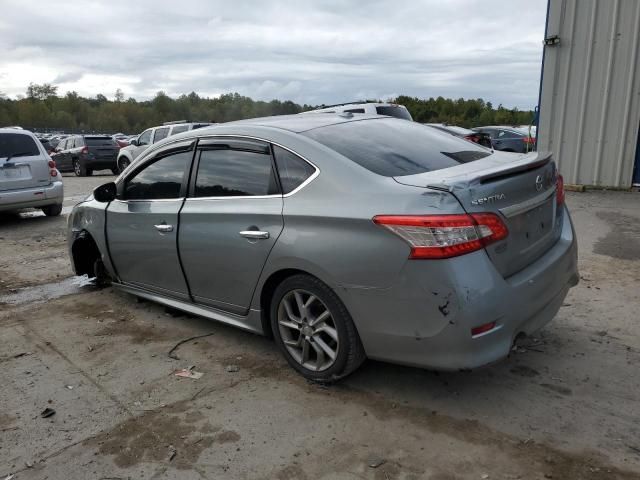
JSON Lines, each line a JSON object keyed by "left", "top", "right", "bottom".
{"left": 0, "top": 133, "right": 40, "bottom": 159}
{"left": 302, "top": 118, "right": 492, "bottom": 177}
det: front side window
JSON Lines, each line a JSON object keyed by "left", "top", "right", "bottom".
{"left": 273, "top": 145, "right": 316, "bottom": 194}
{"left": 138, "top": 129, "right": 152, "bottom": 146}
{"left": 124, "top": 151, "right": 190, "bottom": 200}
{"left": 153, "top": 127, "right": 170, "bottom": 143}
{"left": 194, "top": 148, "right": 278, "bottom": 197}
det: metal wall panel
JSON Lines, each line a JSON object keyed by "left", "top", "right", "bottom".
{"left": 538, "top": 0, "right": 640, "bottom": 187}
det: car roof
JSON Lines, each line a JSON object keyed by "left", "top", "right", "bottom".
{"left": 0, "top": 127, "right": 36, "bottom": 137}
{"left": 220, "top": 112, "right": 387, "bottom": 134}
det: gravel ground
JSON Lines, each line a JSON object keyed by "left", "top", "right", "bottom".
{"left": 1, "top": 173, "right": 639, "bottom": 480}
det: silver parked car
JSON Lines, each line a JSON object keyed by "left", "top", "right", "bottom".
{"left": 1, "top": 128, "right": 63, "bottom": 216}
{"left": 68, "top": 114, "right": 578, "bottom": 382}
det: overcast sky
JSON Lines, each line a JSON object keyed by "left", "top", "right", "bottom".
{"left": 0, "top": 0, "right": 547, "bottom": 108}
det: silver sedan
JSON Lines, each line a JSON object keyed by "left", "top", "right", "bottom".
{"left": 67, "top": 114, "right": 578, "bottom": 382}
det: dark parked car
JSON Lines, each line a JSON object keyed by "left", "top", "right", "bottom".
{"left": 472, "top": 126, "right": 536, "bottom": 153}
{"left": 53, "top": 135, "right": 120, "bottom": 176}
{"left": 426, "top": 124, "right": 492, "bottom": 148}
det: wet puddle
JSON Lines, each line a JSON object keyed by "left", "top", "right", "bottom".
{"left": 0, "top": 275, "right": 97, "bottom": 306}
{"left": 19, "top": 205, "right": 74, "bottom": 218}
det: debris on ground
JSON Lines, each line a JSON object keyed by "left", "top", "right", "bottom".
{"left": 167, "top": 332, "right": 215, "bottom": 360}
{"left": 40, "top": 407, "right": 56, "bottom": 418}
{"left": 65, "top": 385, "right": 74, "bottom": 390}
{"left": 174, "top": 366, "right": 203, "bottom": 379}
{"left": 368, "top": 457, "right": 386, "bottom": 468}
{"left": 13, "top": 351, "right": 32, "bottom": 358}
{"left": 167, "top": 445, "right": 177, "bottom": 462}
{"left": 225, "top": 365, "right": 239, "bottom": 373}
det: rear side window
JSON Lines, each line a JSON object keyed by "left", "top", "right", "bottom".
{"left": 273, "top": 145, "right": 316, "bottom": 194}
{"left": 375, "top": 105, "right": 413, "bottom": 120}
{"left": 154, "top": 127, "right": 170, "bottom": 142}
{"left": 85, "top": 137, "right": 117, "bottom": 146}
{"left": 0, "top": 133, "right": 40, "bottom": 158}
{"left": 344, "top": 108, "right": 365, "bottom": 113}
{"left": 194, "top": 149, "right": 278, "bottom": 197}
{"left": 124, "top": 151, "right": 190, "bottom": 200}
{"left": 171, "top": 125, "right": 189, "bottom": 135}
{"left": 302, "top": 118, "right": 492, "bottom": 177}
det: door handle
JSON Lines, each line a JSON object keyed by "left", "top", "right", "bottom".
{"left": 154, "top": 224, "right": 174, "bottom": 233}
{"left": 239, "top": 230, "right": 270, "bottom": 239}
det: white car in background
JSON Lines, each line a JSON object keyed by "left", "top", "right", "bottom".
{"left": 0, "top": 128, "right": 63, "bottom": 216}
{"left": 116, "top": 121, "right": 212, "bottom": 172}
{"left": 301, "top": 102, "right": 413, "bottom": 120}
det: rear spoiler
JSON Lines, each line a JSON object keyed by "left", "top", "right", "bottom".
{"left": 409, "top": 151, "right": 554, "bottom": 192}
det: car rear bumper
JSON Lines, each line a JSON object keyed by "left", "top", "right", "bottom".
{"left": 342, "top": 205, "right": 579, "bottom": 370}
{"left": 85, "top": 158, "right": 117, "bottom": 169}
{"left": 0, "top": 180, "right": 63, "bottom": 212}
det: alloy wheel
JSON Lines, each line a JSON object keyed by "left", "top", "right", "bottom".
{"left": 277, "top": 289, "right": 339, "bottom": 372}
{"left": 73, "top": 159, "right": 81, "bottom": 176}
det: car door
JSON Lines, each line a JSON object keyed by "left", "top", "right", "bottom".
{"left": 53, "top": 138, "right": 68, "bottom": 170}
{"left": 106, "top": 140, "right": 195, "bottom": 300}
{"left": 178, "top": 138, "right": 284, "bottom": 315}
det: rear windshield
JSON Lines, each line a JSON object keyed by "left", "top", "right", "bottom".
{"left": 0, "top": 133, "right": 40, "bottom": 159}
{"left": 375, "top": 105, "right": 413, "bottom": 121}
{"left": 85, "top": 137, "right": 117, "bottom": 146}
{"left": 302, "top": 118, "right": 492, "bottom": 177}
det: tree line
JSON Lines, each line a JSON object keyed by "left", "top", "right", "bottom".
{"left": 0, "top": 83, "right": 535, "bottom": 134}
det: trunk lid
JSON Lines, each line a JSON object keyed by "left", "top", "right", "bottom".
{"left": 394, "top": 151, "right": 563, "bottom": 278}
{"left": 86, "top": 137, "right": 119, "bottom": 160}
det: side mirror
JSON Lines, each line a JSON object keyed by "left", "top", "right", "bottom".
{"left": 130, "top": 138, "right": 138, "bottom": 146}
{"left": 94, "top": 182, "right": 117, "bottom": 203}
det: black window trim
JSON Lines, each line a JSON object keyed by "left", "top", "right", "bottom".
{"left": 184, "top": 135, "right": 319, "bottom": 200}
{"left": 115, "top": 139, "right": 196, "bottom": 202}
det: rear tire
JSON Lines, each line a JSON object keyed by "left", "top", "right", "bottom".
{"left": 270, "top": 274, "right": 366, "bottom": 383}
{"left": 73, "top": 158, "right": 87, "bottom": 177}
{"left": 42, "top": 204, "right": 62, "bottom": 216}
{"left": 118, "top": 157, "right": 130, "bottom": 173}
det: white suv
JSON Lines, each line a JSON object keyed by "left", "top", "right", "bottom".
{"left": 302, "top": 102, "right": 413, "bottom": 120}
{"left": 0, "top": 128, "right": 63, "bottom": 216}
{"left": 116, "top": 121, "right": 212, "bottom": 172}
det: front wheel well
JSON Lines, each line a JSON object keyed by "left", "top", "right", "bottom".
{"left": 71, "top": 231, "right": 102, "bottom": 277}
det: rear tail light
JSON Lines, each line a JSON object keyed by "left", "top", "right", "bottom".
{"left": 81, "top": 146, "right": 89, "bottom": 154}
{"left": 464, "top": 134, "right": 479, "bottom": 143}
{"left": 523, "top": 136, "right": 536, "bottom": 144}
{"left": 48, "top": 159, "right": 57, "bottom": 177}
{"left": 373, "top": 213, "right": 509, "bottom": 259}
{"left": 556, "top": 174, "right": 565, "bottom": 205}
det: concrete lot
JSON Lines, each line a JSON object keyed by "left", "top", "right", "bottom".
{"left": 1, "top": 172, "right": 639, "bottom": 480}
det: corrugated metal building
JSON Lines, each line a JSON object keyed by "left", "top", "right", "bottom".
{"left": 538, "top": 0, "right": 640, "bottom": 188}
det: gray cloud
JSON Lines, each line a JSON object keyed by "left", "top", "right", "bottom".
{"left": 0, "top": 0, "right": 546, "bottom": 108}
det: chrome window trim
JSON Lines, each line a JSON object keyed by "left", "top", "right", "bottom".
{"left": 499, "top": 187, "right": 555, "bottom": 218}
{"left": 118, "top": 133, "right": 320, "bottom": 201}
{"left": 189, "top": 134, "right": 320, "bottom": 200}
{"left": 112, "top": 197, "right": 185, "bottom": 204}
